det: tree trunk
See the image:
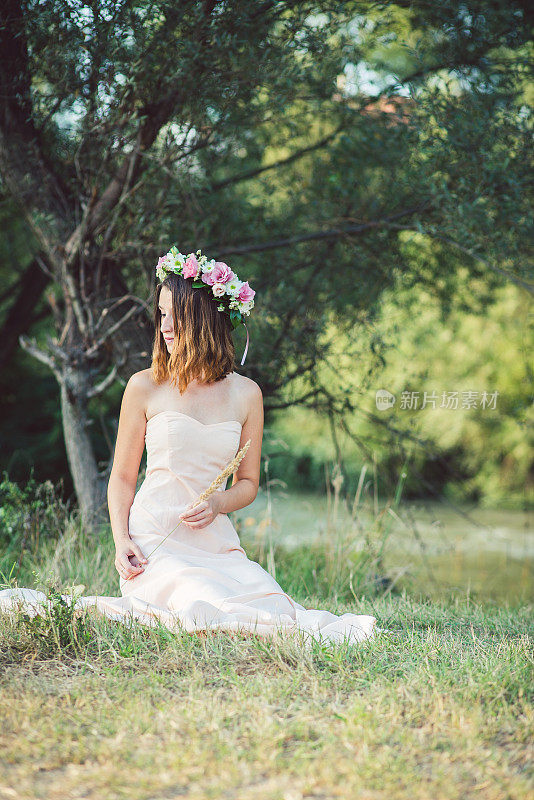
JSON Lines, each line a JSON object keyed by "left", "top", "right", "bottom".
{"left": 58, "top": 368, "right": 107, "bottom": 534}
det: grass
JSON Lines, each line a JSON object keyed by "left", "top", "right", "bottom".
{"left": 0, "top": 470, "right": 532, "bottom": 799}
{"left": 0, "top": 592, "right": 532, "bottom": 800}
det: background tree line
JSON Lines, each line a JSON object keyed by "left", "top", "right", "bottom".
{"left": 0, "top": 0, "right": 531, "bottom": 528}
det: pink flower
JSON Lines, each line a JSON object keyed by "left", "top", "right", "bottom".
{"left": 238, "top": 281, "right": 255, "bottom": 303}
{"left": 202, "top": 261, "right": 234, "bottom": 286}
{"left": 212, "top": 282, "right": 227, "bottom": 298}
{"left": 183, "top": 254, "right": 200, "bottom": 279}
{"left": 157, "top": 256, "right": 169, "bottom": 270}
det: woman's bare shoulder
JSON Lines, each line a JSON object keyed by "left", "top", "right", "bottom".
{"left": 231, "top": 373, "right": 263, "bottom": 429}
{"left": 233, "top": 375, "right": 263, "bottom": 438}
{"left": 124, "top": 369, "right": 157, "bottom": 410}
{"left": 127, "top": 368, "right": 155, "bottom": 391}
{"left": 232, "top": 371, "right": 262, "bottom": 397}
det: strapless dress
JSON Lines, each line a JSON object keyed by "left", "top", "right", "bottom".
{"left": 0, "top": 411, "right": 379, "bottom": 647}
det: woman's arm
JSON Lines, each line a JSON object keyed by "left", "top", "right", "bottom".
{"left": 216, "top": 380, "right": 264, "bottom": 514}
{"left": 107, "top": 372, "right": 147, "bottom": 547}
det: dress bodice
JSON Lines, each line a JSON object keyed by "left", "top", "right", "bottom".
{"left": 145, "top": 410, "right": 242, "bottom": 489}
{"left": 129, "top": 410, "right": 243, "bottom": 542}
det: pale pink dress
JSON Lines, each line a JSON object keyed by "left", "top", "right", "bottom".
{"left": 0, "top": 411, "right": 378, "bottom": 647}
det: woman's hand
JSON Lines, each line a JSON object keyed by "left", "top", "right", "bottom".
{"left": 179, "top": 494, "right": 222, "bottom": 529}
{"left": 115, "top": 537, "right": 148, "bottom": 581}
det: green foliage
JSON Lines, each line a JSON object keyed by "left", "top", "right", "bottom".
{"left": 1, "top": 0, "right": 531, "bottom": 511}
{"left": 268, "top": 272, "right": 532, "bottom": 507}
{"left": 0, "top": 562, "right": 96, "bottom": 659}
{"left": 0, "top": 469, "right": 71, "bottom": 549}
{"left": 247, "top": 537, "right": 389, "bottom": 604}
{"left": 19, "top": 582, "right": 94, "bottom": 657}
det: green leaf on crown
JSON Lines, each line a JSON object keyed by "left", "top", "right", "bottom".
{"left": 229, "top": 310, "right": 242, "bottom": 329}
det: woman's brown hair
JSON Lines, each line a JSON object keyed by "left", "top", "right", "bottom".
{"left": 151, "top": 272, "right": 237, "bottom": 393}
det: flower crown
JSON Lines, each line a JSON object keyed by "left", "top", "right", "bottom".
{"left": 155, "top": 245, "right": 255, "bottom": 365}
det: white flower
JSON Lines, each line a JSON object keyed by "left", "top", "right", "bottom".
{"left": 203, "top": 258, "right": 217, "bottom": 274}
{"left": 156, "top": 257, "right": 170, "bottom": 281}
{"left": 225, "top": 277, "right": 243, "bottom": 297}
{"left": 212, "top": 282, "right": 227, "bottom": 298}
{"left": 229, "top": 297, "right": 254, "bottom": 314}
{"left": 171, "top": 254, "right": 185, "bottom": 272}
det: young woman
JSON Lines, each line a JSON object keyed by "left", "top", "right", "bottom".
{"left": 0, "top": 248, "right": 378, "bottom": 647}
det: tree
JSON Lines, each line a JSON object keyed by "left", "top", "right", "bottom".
{"left": 0, "top": 0, "right": 530, "bottom": 527}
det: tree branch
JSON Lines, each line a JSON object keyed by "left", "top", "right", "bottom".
{"left": 94, "top": 294, "right": 151, "bottom": 334}
{"left": 385, "top": 224, "right": 534, "bottom": 294}
{"left": 264, "top": 387, "right": 323, "bottom": 413}
{"left": 65, "top": 3, "right": 222, "bottom": 264}
{"left": 86, "top": 302, "right": 146, "bottom": 356}
{"left": 87, "top": 359, "right": 126, "bottom": 399}
{"left": 210, "top": 119, "right": 348, "bottom": 192}
{"left": 18, "top": 334, "right": 60, "bottom": 379}
{"left": 213, "top": 205, "right": 428, "bottom": 257}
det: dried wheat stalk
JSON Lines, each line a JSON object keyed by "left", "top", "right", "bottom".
{"left": 125, "top": 438, "right": 252, "bottom": 577}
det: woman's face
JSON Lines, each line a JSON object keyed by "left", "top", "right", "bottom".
{"left": 158, "top": 286, "right": 175, "bottom": 350}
